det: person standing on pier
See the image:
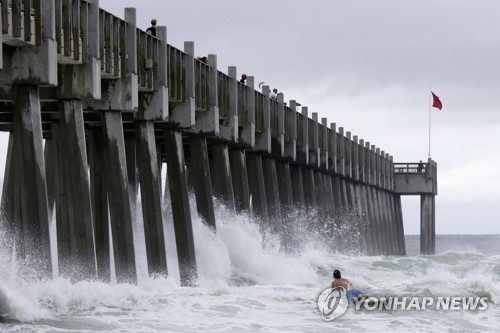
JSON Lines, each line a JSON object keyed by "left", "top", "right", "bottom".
{"left": 146, "top": 19, "right": 157, "bottom": 36}
{"left": 269, "top": 88, "right": 278, "bottom": 100}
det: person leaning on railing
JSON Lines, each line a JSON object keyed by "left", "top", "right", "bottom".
{"left": 146, "top": 19, "right": 157, "bottom": 37}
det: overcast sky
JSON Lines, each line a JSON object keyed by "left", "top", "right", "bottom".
{"left": 3, "top": 0, "right": 498, "bottom": 235}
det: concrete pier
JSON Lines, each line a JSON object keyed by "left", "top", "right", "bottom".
{"left": 0, "top": 1, "right": 439, "bottom": 286}
{"left": 394, "top": 160, "right": 438, "bottom": 254}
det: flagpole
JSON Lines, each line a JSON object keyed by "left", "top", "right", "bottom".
{"left": 428, "top": 86, "right": 432, "bottom": 158}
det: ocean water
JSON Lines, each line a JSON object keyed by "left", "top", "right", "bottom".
{"left": 0, "top": 200, "right": 499, "bottom": 332}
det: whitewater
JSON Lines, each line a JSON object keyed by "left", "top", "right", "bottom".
{"left": 1, "top": 196, "right": 499, "bottom": 332}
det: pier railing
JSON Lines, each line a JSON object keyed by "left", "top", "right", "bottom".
{"left": 236, "top": 81, "right": 248, "bottom": 127}
{"left": 394, "top": 162, "right": 428, "bottom": 174}
{"left": 254, "top": 90, "right": 265, "bottom": 132}
{"left": 167, "top": 44, "right": 186, "bottom": 103}
{"left": 217, "top": 71, "right": 230, "bottom": 121}
{"left": 194, "top": 58, "right": 209, "bottom": 111}
{"left": 99, "top": 9, "right": 124, "bottom": 78}
{"left": 1, "top": 0, "right": 41, "bottom": 45}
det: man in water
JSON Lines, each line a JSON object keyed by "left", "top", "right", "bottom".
{"left": 331, "top": 269, "right": 368, "bottom": 301}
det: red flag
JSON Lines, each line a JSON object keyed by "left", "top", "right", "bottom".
{"left": 431, "top": 91, "right": 442, "bottom": 110}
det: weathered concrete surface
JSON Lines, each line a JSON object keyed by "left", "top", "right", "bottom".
{"left": 189, "top": 136, "right": 216, "bottom": 228}
{"left": 262, "top": 157, "right": 282, "bottom": 233}
{"left": 13, "top": 85, "right": 52, "bottom": 279}
{"left": 246, "top": 152, "right": 269, "bottom": 222}
{"left": 103, "top": 111, "right": 137, "bottom": 284}
{"left": 421, "top": 194, "right": 435, "bottom": 255}
{"left": 55, "top": 101, "right": 96, "bottom": 280}
{"left": 136, "top": 121, "right": 167, "bottom": 276}
{"left": 212, "top": 143, "right": 236, "bottom": 212}
{"left": 88, "top": 128, "right": 111, "bottom": 282}
{"left": 229, "top": 149, "right": 251, "bottom": 213}
{"left": 164, "top": 130, "right": 198, "bottom": 286}
{"left": 290, "top": 164, "right": 305, "bottom": 210}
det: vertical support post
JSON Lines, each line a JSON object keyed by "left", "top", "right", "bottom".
{"left": 212, "top": 142, "right": 236, "bottom": 213}
{"left": 322, "top": 174, "right": 335, "bottom": 218}
{"left": 89, "top": 128, "right": 110, "bottom": 281}
{"left": 276, "top": 161, "right": 294, "bottom": 214}
{"left": 189, "top": 136, "right": 216, "bottom": 228}
{"left": 44, "top": 135, "right": 57, "bottom": 222}
{"left": 102, "top": 111, "right": 137, "bottom": 284}
{"left": 164, "top": 130, "right": 198, "bottom": 286}
{"left": 420, "top": 194, "right": 435, "bottom": 255}
{"left": 136, "top": 121, "right": 167, "bottom": 275}
{"left": 262, "top": 157, "right": 282, "bottom": 233}
{"left": 55, "top": 101, "right": 96, "bottom": 279}
{"left": 313, "top": 170, "right": 325, "bottom": 213}
{"left": 302, "top": 167, "right": 316, "bottom": 211}
{"left": 13, "top": 85, "right": 52, "bottom": 279}
{"left": 0, "top": 133, "right": 15, "bottom": 257}
{"left": 290, "top": 164, "right": 305, "bottom": 209}
{"left": 394, "top": 194, "right": 406, "bottom": 255}
{"left": 246, "top": 153, "right": 269, "bottom": 222}
{"left": 229, "top": 148, "right": 251, "bottom": 213}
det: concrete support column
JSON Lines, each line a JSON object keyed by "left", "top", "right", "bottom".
{"left": 339, "top": 178, "right": 349, "bottom": 212}
{"left": 276, "top": 161, "right": 294, "bottom": 213}
{"left": 364, "top": 186, "right": 379, "bottom": 255}
{"left": 124, "top": 132, "right": 137, "bottom": 215}
{"left": 54, "top": 101, "right": 96, "bottom": 280}
{"left": 246, "top": 152, "right": 269, "bottom": 222}
{"left": 290, "top": 164, "right": 305, "bottom": 209}
{"left": 420, "top": 194, "right": 435, "bottom": 255}
{"left": 189, "top": 137, "right": 216, "bottom": 228}
{"left": 322, "top": 174, "right": 335, "bottom": 218}
{"left": 370, "top": 188, "right": 385, "bottom": 255}
{"left": 353, "top": 183, "right": 368, "bottom": 255}
{"left": 136, "top": 121, "right": 167, "bottom": 276}
{"left": 229, "top": 148, "right": 251, "bottom": 213}
{"left": 88, "top": 128, "right": 111, "bottom": 282}
{"left": 359, "top": 185, "right": 375, "bottom": 255}
{"left": 302, "top": 167, "right": 316, "bottom": 211}
{"left": 0, "top": 133, "right": 15, "bottom": 258}
{"left": 44, "top": 136, "right": 57, "bottom": 222}
{"left": 13, "top": 85, "right": 51, "bottom": 279}
{"left": 314, "top": 171, "right": 326, "bottom": 214}
{"left": 262, "top": 157, "right": 282, "bottom": 232}
{"left": 102, "top": 111, "right": 137, "bottom": 284}
{"left": 387, "top": 191, "right": 400, "bottom": 255}
{"left": 394, "top": 194, "right": 406, "bottom": 255}
{"left": 212, "top": 143, "right": 236, "bottom": 213}
{"left": 382, "top": 191, "right": 393, "bottom": 255}
{"left": 331, "top": 177, "right": 343, "bottom": 213}
{"left": 164, "top": 130, "right": 198, "bottom": 286}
